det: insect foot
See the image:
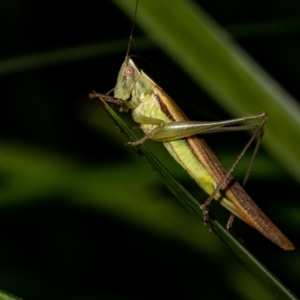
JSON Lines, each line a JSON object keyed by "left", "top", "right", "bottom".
{"left": 200, "top": 204, "right": 212, "bottom": 232}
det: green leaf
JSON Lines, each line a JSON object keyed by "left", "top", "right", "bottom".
{"left": 0, "top": 289, "right": 23, "bottom": 300}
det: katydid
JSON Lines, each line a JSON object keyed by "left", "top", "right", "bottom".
{"left": 90, "top": 2, "right": 294, "bottom": 251}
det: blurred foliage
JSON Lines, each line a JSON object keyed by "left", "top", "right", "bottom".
{"left": 0, "top": 0, "right": 300, "bottom": 299}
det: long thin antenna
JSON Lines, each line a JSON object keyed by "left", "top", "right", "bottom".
{"left": 125, "top": 0, "right": 139, "bottom": 60}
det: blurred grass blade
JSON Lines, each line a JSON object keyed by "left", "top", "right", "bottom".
{"left": 227, "top": 18, "right": 300, "bottom": 38}
{"left": 0, "top": 289, "right": 23, "bottom": 300}
{"left": 98, "top": 96, "right": 297, "bottom": 300}
{"left": 0, "top": 37, "right": 152, "bottom": 76}
{"left": 113, "top": 0, "right": 300, "bottom": 183}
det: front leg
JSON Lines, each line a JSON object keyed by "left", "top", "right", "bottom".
{"left": 89, "top": 92, "right": 129, "bottom": 113}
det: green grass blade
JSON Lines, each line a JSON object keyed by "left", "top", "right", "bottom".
{"left": 0, "top": 37, "right": 152, "bottom": 76}
{"left": 98, "top": 97, "right": 298, "bottom": 300}
{"left": 0, "top": 289, "right": 23, "bottom": 300}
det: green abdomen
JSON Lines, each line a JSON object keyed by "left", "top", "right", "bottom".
{"left": 163, "top": 139, "right": 219, "bottom": 197}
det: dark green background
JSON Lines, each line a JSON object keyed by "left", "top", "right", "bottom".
{"left": 0, "top": 0, "right": 300, "bottom": 299}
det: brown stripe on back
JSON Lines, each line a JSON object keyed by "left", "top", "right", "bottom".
{"left": 152, "top": 86, "right": 189, "bottom": 122}
{"left": 153, "top": 91, "right": 176, "bottom": 121}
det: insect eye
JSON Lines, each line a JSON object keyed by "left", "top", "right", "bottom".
{"left": 124, "top": 66, "right": 134, "bottom": 77}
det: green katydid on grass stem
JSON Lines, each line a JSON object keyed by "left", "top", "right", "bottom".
{"left": 90, "top": 1, "right": 294, "bottom": 251}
